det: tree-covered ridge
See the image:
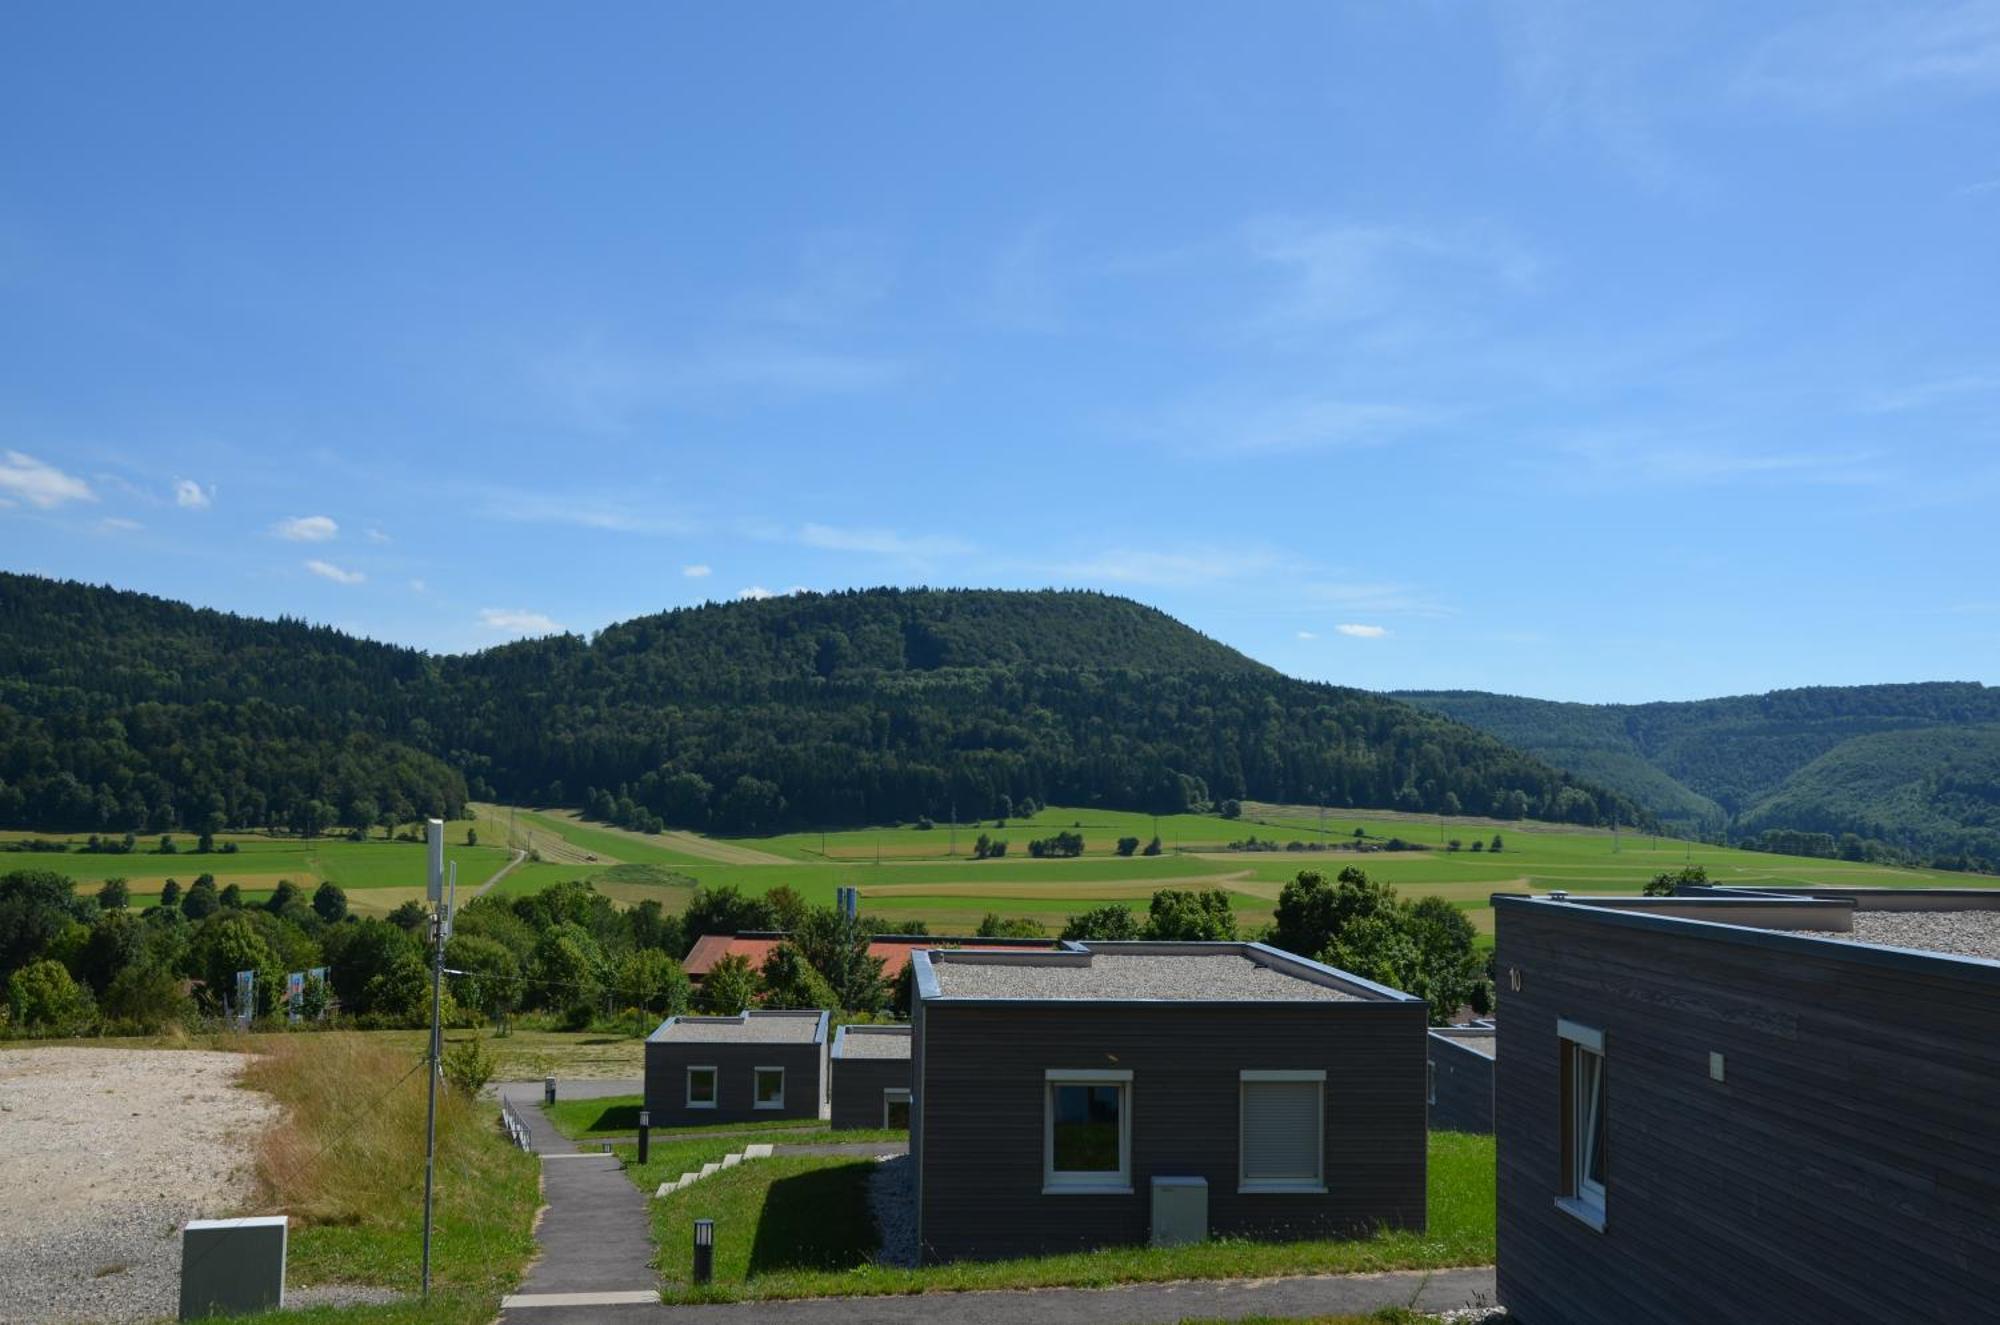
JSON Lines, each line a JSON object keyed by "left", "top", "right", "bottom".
{"left": 1398, "top": 684, "right": 2000, "bottom": 871}
{"left": 0, "top": 573, "right": 1645, "bottom": 836}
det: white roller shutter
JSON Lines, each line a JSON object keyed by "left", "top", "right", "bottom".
{"left": 1241, "top": 1079, "right": 1322, "bottom": 1184}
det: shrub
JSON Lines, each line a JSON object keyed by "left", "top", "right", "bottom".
{"left": 8, "top": 959, "right": 96, "bottom": 1036}
{"left": 702, "top": 953, "right": 759, "bottom": 1015}
{"left": 1115, "top": 836, "right": 1140, "bottom": 857}
{"left": 312, "top": 881, "right": 349, "bottom": 924}
{"left": 443, "top": 1038, "right": 496, "bottom": 1097}
{"left": 1060, "top": 905, "right": 1139, "bottom": 942}
{"left": 96, "top": 878, "right": 130, "bottom": 910}
{"left": 1142, "top": 835, "right": 1162, "bottom": 856}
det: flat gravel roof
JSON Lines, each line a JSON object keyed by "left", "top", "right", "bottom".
{"left": 930, "top": 953, "right": 1357, "bottom": 1001}
{"left": 1431, "top": 1029, "right": 1497, "bottom": 1058}
{"left": 651, "top": 1013, "right": 822, "bottom": 1044}
{"left": 1848, "top": 911, "right": 2000, "bottom": 964}
{"left": 836, "top": 1028, "right": 911, "bottom": 1059}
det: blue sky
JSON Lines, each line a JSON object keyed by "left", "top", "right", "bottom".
{"left": 2, "top": 2, "right": 1996, "bottom": 703}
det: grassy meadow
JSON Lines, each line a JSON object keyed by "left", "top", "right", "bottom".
{"left": 10, "top": 798, "right": 1964, "bottom": 942}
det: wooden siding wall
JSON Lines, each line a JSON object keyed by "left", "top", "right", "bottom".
{"left": 1427, "top": 1036, "right": 1494, "bottom": 1134}
{"left": 915, "top": 1001, "right": 1428, "bottom": 1262}
{"left": 643, "top": 1039, "right": 824, "bottom": 1127}
{"left": 831, "top": 1056, "right": 910, "bottom": 1130}
{"left": 1494, "top": 903, "right": 2000, "bottom": 1325}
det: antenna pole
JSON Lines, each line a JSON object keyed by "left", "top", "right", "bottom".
{"left": 420, "top": 819, "right": 447, "bottom": 1300}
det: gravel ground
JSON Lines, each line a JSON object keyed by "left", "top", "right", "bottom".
{"left": 867, "top": 1153, "right": 917, "bottom": 1269}
{"left": 930, "top": 953, "right": 1357, "bottom": 1001}
{"left": 1849, "top": 911, "right": 2000, "bottom": 962}
{"left": 0, "top": 1047, "right": 277, "bottom": 1324}
{"left": 834, "top": 1026, "right": 910, "bottom": 1059}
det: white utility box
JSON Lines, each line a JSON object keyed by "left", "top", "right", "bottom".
{"left": 1150, "top": 1174, "right": 1209, "bottom": 1247}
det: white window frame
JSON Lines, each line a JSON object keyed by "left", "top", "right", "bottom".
{"left": 685, "top": 1064, "right": 718, "bottom": 1110}
{"left": 752, "top": 1065, "right": 786, "bottom": 1110}
{"left": 1043, "top": 1068, "right": 1133, "bottom": 1195}
{"left": 883, "top": 1087, "right": 911, "bottom": 1129}
{"left": 1557, "top": 1019, "right": 1607, "bottom": 1232}
{"left": 1238, "top": 1069, "right": 1327, "bottom": 1194}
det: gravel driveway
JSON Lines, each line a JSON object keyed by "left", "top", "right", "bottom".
{"left": 0, "top": 1047, "right": 277, "bottom": 1324}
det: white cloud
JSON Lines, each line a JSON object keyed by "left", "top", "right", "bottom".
{"left": 1051, "top": 546, "right": 1281, "bottom": 589}
{"left": 1739, "top": 3, "right": 2000, "bottom": 108}
{"left": 737, "top": 586, "right": 777, "bottom": 600}
{"left": 1336, "top": 623, "right": 1390, "bottom": 639}
{"left": 96, "top": 516, "right": 143, "bottom": 533}
{"left": 409, "top": 578, "right": 427, "bottom": 593}
{"left": 0, "top": 451, "right": 94, "bottom": 508}
{"left": 173, "top": 478, "right": 212, "bottom": 509}
{"left": 274, "top": 514, "right": 339, "bottom": 542}
{"left": 480, "top": 607, "right": 563, "bottom": 634}
{"left": 366, "top": 527, "right": 392, "bottom": 544}
{"left": 305, "top": 559, "right": 365, "bottom": 585}
{"left": 798, "top": 523, "right": 972, "bottom": 558}
{"left": 682, "top": 563, "right": 712, "bottom": 578}
{"left": 1296, "top": 630, "right": 1319, "bottom": 640}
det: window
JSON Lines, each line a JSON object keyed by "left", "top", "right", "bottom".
{"left": 1044, "top": 1069, "right": 1132, "bottom": 1193}
{"left": 753, "top": 1066, "right": 785, "bottom": 1109}
{"left": 686, "top": 1065, "right": 717, "bottom": 1109}
{"left": 1239, "top": 1070, "right": 1325, "bottom": 1192}
{"left": 883, "top": 1088, "right": 911, "bottom": 1129}
{"left": 1558, "top": 1019, "right": 1606, "bottom": 1230}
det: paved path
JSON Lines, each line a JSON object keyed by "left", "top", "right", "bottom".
{"left": 500, "top": 1266, "right": 1496, "bottom": 1324}
{"left": 474, "top": 848, "right": 530, "bottom": 898}
{"left": 497, "top": 1084, "right": 659, "bottom": 1308}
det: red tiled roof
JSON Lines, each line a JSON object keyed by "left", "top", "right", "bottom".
{"left": 681, "top": 932, "right": 1057, "bottom": 980}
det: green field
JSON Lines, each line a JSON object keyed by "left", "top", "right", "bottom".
{"left": 10, "top": 799, "right": 1964, "bottom": 939}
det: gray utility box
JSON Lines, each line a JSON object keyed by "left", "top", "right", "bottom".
{"left": 1150, "top": 1175, "right": 1209, "bottom": 1247}
{"left": 179, "top": 1216, "right": 286, "bottom": 1320}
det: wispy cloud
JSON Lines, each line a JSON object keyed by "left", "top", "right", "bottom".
{"left": 96, "top": 516, "right": 142, "bottom": 533}
{"left": 1864, "top": 372, "right": 2000, "bottom": 413}
{"left": 274, "top": 514, "right": 339, "bottom": 542}
{"left": 365, "top": 526, "right": 392, "bottom": 544}
{"left": 1172, "top": 396, "right": 1448, "bottom": 455}
{"left": 409, "top": 578, "right": 427, "bottom": 593}
{"left": 682, "top": 563, "right": 712, "bottom": 578}
{"left": 480, "top": 607, "right": 562, "bottom": 634}
{"left": 1336, "top": 623, "right": 1389, "bottom": 639}
{"left": 1543, "top": 435, "right": 1887, "bottom": 488}
{"left": 535, "top": 338, "right": 908, "bottom": 430}
{"left": 743, "top": 233, "right": 893, "bottom": 327}
{"left": 798, "top": 523, "right": 972, "bottom": 558}
{"left": 305, "top": 558, "right": 364, "bottom": 585}
{"left": 1738, "top": 2, "right": 2000, "bottom": 108}
{"left": 1051, "top": 546, "right": 1283, "bottom": 589}
{"left": 173, "top": 478, "right": 212, "bottom": 509}
{"left": 477, "top": 489, "right": 697, "bottom": 537}
{"left": 1296, "top": 630, "right": 1319, "bottom": 640}
{"left": 0, "top": 451, "right": 94, "bottom": 508}
{"left": 1246, "top": 219, "right": 1539, "bottom": 328}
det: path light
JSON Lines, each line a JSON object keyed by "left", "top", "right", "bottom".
{"left": 693, "top": 1219, "right": 714, "bottom": 1286}
{"left": 544, "top": 1075, "right": 557, "bottom": 1106}
{"left": 638, "top": 1110, "right": 651, "bottom": 1165}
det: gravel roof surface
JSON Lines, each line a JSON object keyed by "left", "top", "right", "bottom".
{"left": 836, "top": 1028, "right": 910, "bottom": 1059}
{"left": 653, "top": 1013, "right": 822, "bottom": 1043}
{"left": 1848, "top": 911, "right": 2000, "bottom": 963}
{"left": 1432, "top": 1030, "right": 1497, "bottom": 1058}
{"left": 930, "top": 953, "right": 1357, "bottom": 1001}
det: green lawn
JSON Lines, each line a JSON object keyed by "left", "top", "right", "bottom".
{"left": 547, "top": 1095, "right": 833, "bottom": 1141}
{"left": 632, "top": 1129, "right": 1495, "bottom": 1302}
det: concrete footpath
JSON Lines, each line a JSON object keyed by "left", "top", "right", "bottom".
{"left": 499, "top": 1266, "right": 1496, "bottom": 1324}
{"left": 497, "top": 1081, "right": 660, "bottom": 1309}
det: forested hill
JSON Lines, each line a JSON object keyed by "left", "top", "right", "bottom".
{"left": 0, "top": 573, "right": 1644, "bottom": 836}
{"left": 1398, "top": 684, "right": 2000, "bottom": 871}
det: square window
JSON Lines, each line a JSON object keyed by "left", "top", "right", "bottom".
{"left": 686, "top": 1066, "right": 717, "bottom": 1109}
{"left": 1044, "top": 1069, "right": 1132, "bottom": 1192}
{"left": 753, "top": 1066, "right": 785, "bottom": 1109}
{"left": 884, "top": 1088, "right": 911, "bottom": 1130}
{"left": 1239, "top": 1070, "right": 1325, "bottom": 1192}
{"left": 1557, "top": 1019, "right": 1607, "bottom": 1230}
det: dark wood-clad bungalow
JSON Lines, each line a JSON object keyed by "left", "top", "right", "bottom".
{"left": 643, "top": 1009, "right": 829, "bottom": 1127}
{"left": 829, "top": 1024, "right": 911, "bottom": 1130}
{"left": 1427, "top": 1026, "right": 1494, "bottom": 1134}
{"left": 908, "top": 940, "right": 1431, "bottom": 1263}
{"left": 1493, "top": 889, "right": 2000, "bottom": 1324}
